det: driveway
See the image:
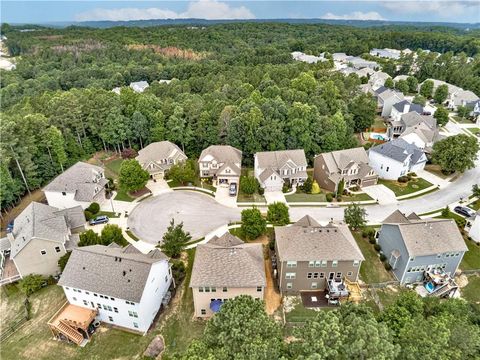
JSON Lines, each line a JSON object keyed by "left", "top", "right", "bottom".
{"left": 215, "top": 186, "right": 238, "bottom": 208}
{"left": 264, "top": 191, "right": 287, "bottom": 204}
{"left": 147, "top": 179, "right": 172, "bottom": 196}
{"left": 362, "top": 185, "right": 396, "bottom": 204}
{"left": 127, "top": 191, "right": 241, "bottom": 244}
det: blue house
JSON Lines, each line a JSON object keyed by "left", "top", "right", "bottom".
{"left": 378, "top": 210, "right": 468, "bottom": 284}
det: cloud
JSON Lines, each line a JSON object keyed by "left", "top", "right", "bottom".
{"left": 381, "top": 1, "right": 476, "bottom": 17}
{"left": 75, "top": 0, "right": 255, "bottom": 21}
{"left": 320, "top": 11, "right": 386, "bottom": 21}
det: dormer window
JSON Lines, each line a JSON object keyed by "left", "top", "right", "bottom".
{"left": 62, "top": 192, "right": 66, "bottom": 196}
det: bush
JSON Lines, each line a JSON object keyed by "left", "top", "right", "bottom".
{"left": 121, "top": 148, "right": 138, "bottom": 159}
{"left": 362, "top": 228, "right": 375, "bottom": 238}
{"left": 379, "top": 254, "right": 387, "bottom": 261}
{"left": 258, "top": 187, "right": 264, "bottom": 195}
{"left": 369, "top": 237, "right": 376, "bottom": 244}
{"left": 384, "top": 263, "right": 392, "bottom": 271}
{"left": 240, "top": 176, "right": 259, "bottom": 195}
{"left": 87, "top": 202, "right": 100, "bottom": 215}
{"left": 374, "top": 244, "right": 381, "bottom": 252}
{"left": 302, "top": 176, "right": 313, "bottom": 194}
{"left": 282, "top": 184, "right": 290, "bottom": 193}
{"left": 455, "top": 217, "right": 466, "bottom": 229}
{"left": 58, "top": 252, "right": 71, "bottom": 272}
{"left": 84, "top": 210, "right": 94, "bottom": 221}
{"left": 171, "top": 260, "right": 186, "bottom": 284}
{"left": 441, "top": 206, "right": 450, "bottom": 217}
{"left": 408, "top": 172, "right": 417, "bottom": 177}
{"left": 19, "top": 274, "right": 45, "bottom": 296}
{"left": 311, "top": 180, "right": 321, "bottom": 194}
{"left": 336, "top": 195, "right": 343, "bottom": 202}
{"left": 398, "top": 176, "right": 409, "bottom": 183}
{"left": 326, "top": 193, "right": 334, "bottom": 202}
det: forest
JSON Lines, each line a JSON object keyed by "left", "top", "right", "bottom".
{"left": 1, "top": 22, "right": 479, "bottom": 210}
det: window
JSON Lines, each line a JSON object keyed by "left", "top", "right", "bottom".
{"left": 73, "top": 297, "right": 77, "bottom": 301}
{"left": 319, "top": 273, "right": 325, "bottom": 278}
{"left": 201, "top": 309, "right": 206, "bottom": 315}
{"left": 133, "top": 322, "right": 139, "bottom": 328}
{"left": 313, "top": 273, "right": 319, "bottom": 279}
{"left": 222, "top": 287, "right": 228, "bottom": 292}
{"left": 94, "top": 293, "right": 98, "bottom": 297}
{"left": 211, "top": 287, "right": 216, "bottom": 292}
{"left": 55, "top": 246, "right": 61, "bottom": 253}
{"left": 205, "top": 287, "right": 210, "bottom": 293}
{"left": 128, "top": 311, "right": 138, "bottom": 318}
{"left": 256, "top": 286, "right": 262, "bottom": 292}
{"left": 286, "top": 283, "right": 293, "bottom": 289}
{"left": 311, "top": 282, "right": 318, "bottom": 289}
{"left": 315, "top": 261, "right": 321, "bottom": 268}
{"left": 307, "top": 273, "right": 313, "bottom": 279}
{"left": 332, "top": 260, "right": 338, "bottom": 267}
{"left": 103, "top": 305, "right": 108, "bottom": 310}
{"left": 165, "top": 275, "right": 168, "bottom": 282}
{"left": 83, "top": 300, "right": 88, "bottom": 306}
{"left": 321, "top": 260, "right": 327, "bottom": 268}
{"left": 114, "top": 307, "right": 118, "bottom": 313}
{"left": 285, "top": 273, "right": 296, "bottom": 279}
{"left": 410, "top": 257, "right": 415, "bottom": 262}
{"left": 110, "top": 297, "right": 114, "bottom": 301}
{"left": 199, "top": 287, "right": 204, "bottom": 292}
{"left": 62, "top": 191, "right": 66, "bottom": 196}
{"left": 40, "top": 250, "right": 47, "bottom": 255}
{"left": 308, "top": 261, "right": 315, "bottom": 268}
{"left": 336, "top": 272, "right": 342, "bottom": 278}
{"left": 85, "top": 292, "right": 89, "bottom": 295}
{"left": 286, "top": 261, "right": 297, "bottom": 268}
{"left": 108, "top": 316, "right": 113, "bottom": 322}
{"left": 386, "top": 167, "right": 389, "bottom": 172}
{"left": 97, "top": 303, "right": 101, "bottom": 308}
{"left": 347, "top": 271, "right": 353, "bottom": 276}
{"left": 353, "top": 260, "right": 360, "bottom": 267}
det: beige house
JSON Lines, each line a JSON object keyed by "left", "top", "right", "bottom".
{"left": 190, "top": 233, "right": 266, "bottom": 317}
{"left": 136, "top": 141, "right": 187, "bottom": 180}
{"left": 313, "top": 147, "right": 378, "bottom": 193}
{"left": 198, "top": 145, "right": 242, "bottom": 186}
{"left": 2, "top": 202, "right": 85, "bottom": 279}
{"left": 274, "top": 216, "right": 364, "bottom": 294}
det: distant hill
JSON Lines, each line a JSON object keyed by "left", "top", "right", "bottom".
{"left": 22, "top": 18, "right": 480, "bottom": 31}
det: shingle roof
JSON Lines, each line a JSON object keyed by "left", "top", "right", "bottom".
{"left": 136, "top": 141, "right": 186, "bottom": 165}
{"left": 259, "top": 168, "right": 282, "bottom": 183}
{"left": 199, "top": 145, "right": 242, "bottom": 165}
{"left": 190, "top": 233, "right": 266, "bottom": 288}
{"left": 275, "top": 219, "right": 364, "bottom": 262}
{"left": 58, "top": 245, "right": 168, "bottom": 303}
{"left": 54, "top": 206, "right": 86, "bottom": 229}
{"left": 43, "top": 162, "right": 105, "bottom": 202}
{"left": 401, "top": 112, "right": 436, "bottom": 129}
{"left": 318, "top": 147, "right": 370, "bottom": 174}
{"left": 370, "top": 138, "right": 425, "bottom": 164}
{"left": 294, "top": 215, "right": 321, "bottom": 227}
{"left": 393, "top": 100, "right": 423, "bottom": 114}
{"left": 255, "top": 149, "right": 307, "bottom": 169}
{"left": 382, "top": 210, "right": 410, "bottom": 224}
{"left": 395, "top": 219, "right": 468, "bottom": 256}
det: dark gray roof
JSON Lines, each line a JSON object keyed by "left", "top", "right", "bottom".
{"left": 370, "top": 138, "right": 425, "bottom": 164}
{"left": 374, "top": 86, "right": 388, "bottom": 95}
{"left": 190, "top": 233, "right": 266, "bottom": 288}
{"left": 393, "top": 100, "right": 423, "bottom": 114}
{"left": 275, "top": 219, "right": 364, "bottom": 262}
{"left": 58, "top": 245, "right": 168, "bottom": 303}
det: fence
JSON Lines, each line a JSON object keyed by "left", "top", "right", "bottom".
{"left": 0, "top": 306, "right": 29, "bottom": 342}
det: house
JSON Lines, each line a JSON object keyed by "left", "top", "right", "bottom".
{"left": 393, "top": 75, "right": 409, "bottom": 82}
{"left": 370, "top": 48, "right": 402, "bottom": 60}
{"left": 291, "top": 51, "right": 327, "bottom": 64}
{"left": 333, "top": 53, "right": 378, "bottom": 70}
{"left": 254, "top": 149, "right": 308, "bottom": 192}
{"left": 274, "top": 216, "right": 364, "bottom": 294}
{"left": 378, "top": 211, "right": 468, "bottom": 284}
{"left": 190, "top": 232, "right": 266, "bottom": 317}
{"left": 198, "top": 145, "right": 242, "bottom": 186}
{"left": 376, "top": 88, "right": 404, "bottom": 118}
{"left": 57, "top": 244, "right": 172, "bottom": 334}
{"left": 368, "top": 71, "right": 391, "bottom": 89}
{"left": 368, "top": 138, "right": 427, "bottom": 180}
{"left": 387, "top": 112, "right": 439, "bottom": 151}
{"left": 466, "top": 211, "right": 480, "bottom": 243}
{"left": 313, "top": 147, "right": 378, "bottom": 193}
{"left": 130, "top": 81, "right": 149, "bottom": 93}
{"left": 390, "top": 100, "right": 424, "bottom": 121}
{"left": 43, "top": 162, "right": 107, "bottom": 209}
{"left": 450, "top": 90, "right": 479, "bottom": 110}
{"left": 136, "top": 141, "right": 187, "bottom": 180}
{"left": 2, "top": 202, "right": 85, "bottom": 279}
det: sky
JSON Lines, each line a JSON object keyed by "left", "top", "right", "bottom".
{"left": 1, "top": 1, "right": 479, "bottom": 24}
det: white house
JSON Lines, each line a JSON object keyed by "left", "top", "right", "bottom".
{"left": 368, "top": 139, "right": 427, "bottom": 180}
{"left": 376, "top": 88, "right": 404, "bottom": 118}
{"left": 368, "top": 71, "right": 391, "bottom": 89}
{"left": 291, "top": 51, "right": 327, "bottom": 64}
{"left": 43, "top": 162, "right": 107, "bottom": 209}
{"left": 198, "top": 145, "right": 242, "bottom": 186}
{"left": 58, "top": 244, "right": 172, "bottom": 334}
{"left": 254, "top": 149, "right": 308, "bottom": 192}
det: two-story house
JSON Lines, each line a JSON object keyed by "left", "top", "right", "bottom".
{"left": 387, "top": 112, "right": 440, "bottom": 152}
{"left": 2, "top": 202, "right": 85, "bottom": 279}
{"left": 254, "top": 149, "right": 308, "bottom": 192}
{"left": 376, "top": 88, "right": 404, "bottom": 118}
{"left": 190, "top": 233, "right": 266, "bottom": 317}
{"left": 378, "top": 210, "right": 468, "bottom": 284}
{"left": 198, "top": 145, "right": 242, "bottom": 186}
{"left": 43, "top": 162, "right": 108, "bottom": 209}
{"left": 274, "top": 216, "right": 364, "bottom": 294}
{"left": 368, "top": 138, "right": 427, "bottom": 180}
{"left": 313, "top": 147, "right": 378, "bottom": 193}
{"left": 57, "top": 243, "right": 172, "bottom": 334}
{"left": 390, "top": 100, "right": 424, "bottom": 122}
{"left": 136, "top": 141, "right": 187, "bottom": 180}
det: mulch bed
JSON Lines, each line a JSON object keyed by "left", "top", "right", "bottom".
{"left": 129, "top": 187, "right": 151, "bottom": 198}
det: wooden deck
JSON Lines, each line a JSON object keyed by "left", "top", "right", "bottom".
{"left": 48, "top": 302, "right": 97, "bottom": 345}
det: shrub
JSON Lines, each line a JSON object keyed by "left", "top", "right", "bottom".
{"left": 258, "top": 187, "right": 264, "bottom": 195}
{"left": 326, "top": 193, "right": 334, "bottom": 202}
{"left": 408, "top": 172, "right": 417, "bottom": 177}
{"left": 240, "top": 176, "right": 259, "bottom": 195}
{"left": 311, "top": 180, "right": 321, "bottom": 194}
{"left": 398, "top": 176, "right": 409, "bottom": 183}
{"left": 19, "top": 274, "right": 45, "bottom": 296}
{"left": 455, "top": 217, "right": 466, "bottom": 229}
{"left": 268, "top": 236, "right": 275, "bottom": 251}
{"left": 362, "top": 228, "right": 375, "bottom": 238}
{"left": 374, "top": 244, "right": 381, "bottom": 252}
{"left": 171, "top": 260, "right": 186, "bottom": 284}
{"left": 441, "top": 206, "right": 450, "bottom": 217}
{"left": 87, "top": 202, "right": 100, "bottom": 215}
{"left": 361, "top": 229, "right": 369, "bottom": 238}
{"left": 58, "top": 252, "right": 71, "bottom": 272}
{"left": 384, "top": 263, "right": 392, "bottom": 271}
{"left": 369, "top": 237, "right": 376, "bottom": 244}
{"left": 302, "top": 176, "right": 313, "bottom": 194}
{"left": 282, "top": 184, "right": 290, "bottom": 193}
{"left": 336, "top": 195, "right": 343, "bottom": 202}
{"left": 84, "top": 210, "right": 94, "bottom": 221}
{"left": 121, "top": 148, "right": 138, "bottom": 159}
{"left": 379, "top": 254, "right": 387, "bottom": 261}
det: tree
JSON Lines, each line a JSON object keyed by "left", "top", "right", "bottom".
{"left": 101, "top": 224, "right": 128, "bottom": 246}
{"left": 183, "top": 296, "right": 283, "bottom": 360}
{"left": 302, "top": 176, "right": 313, "bottom": 193}
{"left": 240, "top": 176, "right": 259, "bottom": 195}
{"left": 344, "top": 203, "right": 367, "bottom": 230}
{"left": 46, "top": 126, "right": 67, "bottom": 172}
{"left": 337, "top": 178, "right": 345, "bottom": 198}
{"left": 19, "top": 274, "right": 45, "bottom": 296}
{"left": 348, "top": 93, "right": 377, "bottom": 132}
{"left": 420, "top": 80, "right": 434, "bottom": 98}
{"left": 166, "top": 160, "right": 196, "bottom": 186}
{"left": 384, "top": 78, "right": 394, "bottom": 89}
{"left": 58, "top": 251, "right": 71, "bottom": 272}
{"left": 78, "top": 229, "right": 101, "bottom": 247}
{"left": 433, "top": 84, "right": 449, "bottom": 104}
{"left": 160, "top": 219, "right": 192, "bottom": 258}
{"left": 406, "top": 76, "right": 418, "bottom": 93}
{"left": 241, "top": 207, "right": 266, "bottom": 240}
{"left": 119, "top": 159, "right": 149, "bottom": 192}
{"left": 456, "top": 105, "right": 470, "bottom": 120}
{"left": 266, "top": 202, "right": 290, "bottom": 225}
{"left": 472, "top": 184, "right": 480, "bottom": 198}
{"left": 432, "top": 134, "right": 479, "bottom": 173}
{"left": 434, "top": 106, "right": 449, "bottom": 126}
{"left": 395, "top": 79, "right": 409, "bottom": 94}
{"left": 412, "top": 94, "right": 426, "bottom": 106}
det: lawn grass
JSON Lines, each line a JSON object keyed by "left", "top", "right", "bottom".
{"left": 125, "top": 230, "right": 139, "bottom": 241}
{"left": 460, "top": 238, "right": 480, "bottom": 270}
{"left": 114, "top": 188, "right": 135, "bottom": 202}
{"left": 424, "top": 164, "right": 452, "bottom": 180}
{"left": 237, "top": 192, "right": 266, "bottom": 203}
{"left": 452, "top": 115, "right": 475, "bottom": 124}
{"left": 285, "top": 192, "right": 327, "bottom": 202}
{"left": 284, "top": 299, "right": 320, "bottom": 323}
{"left": 96, "top": 210, "right": 120, "bottom": 218}
{"left": 468, "top": 127, "right": 480, "bottom": 135}
{"left": 372, "top": 116, "right": 387, "bottom": 130}
{"left": 378, "top": 177, "right": 433, "bottom": 197}
{"left": 462, "top": 275, "right": 480, "bottom": 304}
{"left": 468, "top": 200, "right": 480, "bottom": 211}
{"left": 352, "top": 229, "right": 393, "bottom": 284}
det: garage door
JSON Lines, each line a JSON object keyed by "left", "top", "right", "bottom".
{"left": 153, "top": 172, "right": 164, "bottom": 180}
{"left": 362, "top": 179, "right": 377, "bottom": 187}
{"left": 265, "top": 185, "right": 283, "bottom": 192}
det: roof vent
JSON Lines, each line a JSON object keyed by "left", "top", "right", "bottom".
{"left": 83, "top": 267, "right": 86, "bottom": 270}
{"left": 114, "top": 257, "right": 117, "bottom": 261}
{"left": 123, "top": 271, "right": 126, "bottom": 276}
{"left": 127, "top": 279, "right": 130, "bottom": 283}
{"left": 119, "top": 258, "right": 122, "bottom": 262}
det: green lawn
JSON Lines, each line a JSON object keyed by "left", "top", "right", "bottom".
{"left": 285, "top": 192, "right": 327, "bottom": 202}
{"left": 378, "top": 177, "right": 433, "bottom": 197}
{"left": 372, "top": 116, "right": 387, "bottom": 130}
{"left": 237, "top": 192, "right": 266, "bottom": 203}
{"left": 352, "top": 229, "right": 393, "bottom": 284}
{"left": 462, "top": 275, "right": 480, "bottom": 304}
{"left": 468, "top": 200, "right": 480, "bottom": 211}
{"left": 96, "top": 210, "right": 120, "bottom": 218}
{"left": 468, "top": 128, "right": 480, "bottom": 135}
{"left": 114, "top": 188, "right": 135, "bottom": 202}
{"left": 104, "top": 158, "right": 123, "bottom": 178}
{"left": 284, "top": 299, "right": 320, "bottom": 323}
{"left": 452, "top": 115, "right": 475, "bottom": 124}
{"left": 460, "top": 238, "right": 480, "bottom": 270}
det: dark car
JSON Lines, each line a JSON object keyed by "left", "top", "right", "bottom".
{"left": 453, "top": 206, "right": 476, "bottom": 218}
{"left": 6, "top": 221, "right": 14, "bottom": 233}
{"left": 229, "top": 183, "right": 237, "bottom": 197}
{"left": 89, "top": 215, "right": 109, "bottom": 226}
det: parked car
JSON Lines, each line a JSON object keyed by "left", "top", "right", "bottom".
{"left": 6, "top": 221, "right": 14, "bottom": 233}
{"left": 229, "top": 183, "right": 237, "bottom": 196}
{"left": 89, "top": 215, "right": 109, "bottom": 226}
{"left": 453, "top": 206, "right": 476, "bottom": 218}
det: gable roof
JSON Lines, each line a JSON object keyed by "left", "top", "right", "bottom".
{"left": 392, "top": 219, "right": 468, "bottom": 256}
{"left": 401, "top": 112, "right": 436, "bottom": 129}
{"left": 275, "top": 218, "right": 364, "bottom": 262}
{"left": 190, "top": 233, "right": 266, "bottom": 288}
{"left": 294, "top": 215, "right": 321, "bottom": 227}
{"left": 259, "top": 167, "right": 282, "bottom": 183}
{"left": 43, "top": 162, "right": 106, "bottom": 202}
{"left": 199, "top": 145, "right": 242, "bottom": 165}
{"left": 393, "top": 100, "right": 424, "bottom": 114}
{"left": 136, "top": 141, "right": 186, "bottom": 165}
{"left": 318, "top": 147, "right": 370, "bottom": 173}
{"left": 255, "top": 149, "right": 307, "bottom": 170}
{"left": 10, "top": 202, "right": 70, "bottom": 258}
{"left": 378, "top": 89, "right": 404, "bottom": 102}
{"left": 58, "top": 245, "right": 168, "bottom": 303}
{"left": 382, "top": 210, "right": 410, "bottom": 224}
{"left": 370, "top": 138, "right": 425, "bottom": 164}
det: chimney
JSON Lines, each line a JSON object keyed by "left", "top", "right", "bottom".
{"left": 404, "top": 102, "right": 410, "bottom": 113}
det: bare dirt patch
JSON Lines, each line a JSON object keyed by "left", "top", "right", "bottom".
{"left": 127, "top": 45, "right": 207, "bottom": 60}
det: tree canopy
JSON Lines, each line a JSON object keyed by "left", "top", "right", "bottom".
{"left": 432, "top": 134, "right": 479, "bottom": 173}
{"left": 119, "top": 159, "right": 150, "bottom": 192}
{"left": 160, "top": 219, "right": 192, "bottom": 258}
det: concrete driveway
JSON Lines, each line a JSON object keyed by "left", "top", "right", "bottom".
{"left": 215, "top": 186, "right": 238, "bottom": 208}
{"left": 362, "top": 185, "right": 396, "bottom": 204}
{"left": 264, "top": 191, "right": 287, "bottom": 204}
{"left": 127, "top": 191, "right": 241, "bottom": 245}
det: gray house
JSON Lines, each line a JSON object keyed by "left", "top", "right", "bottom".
{"left": 378, "top": 210, "right": 468, "bottom": 284}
